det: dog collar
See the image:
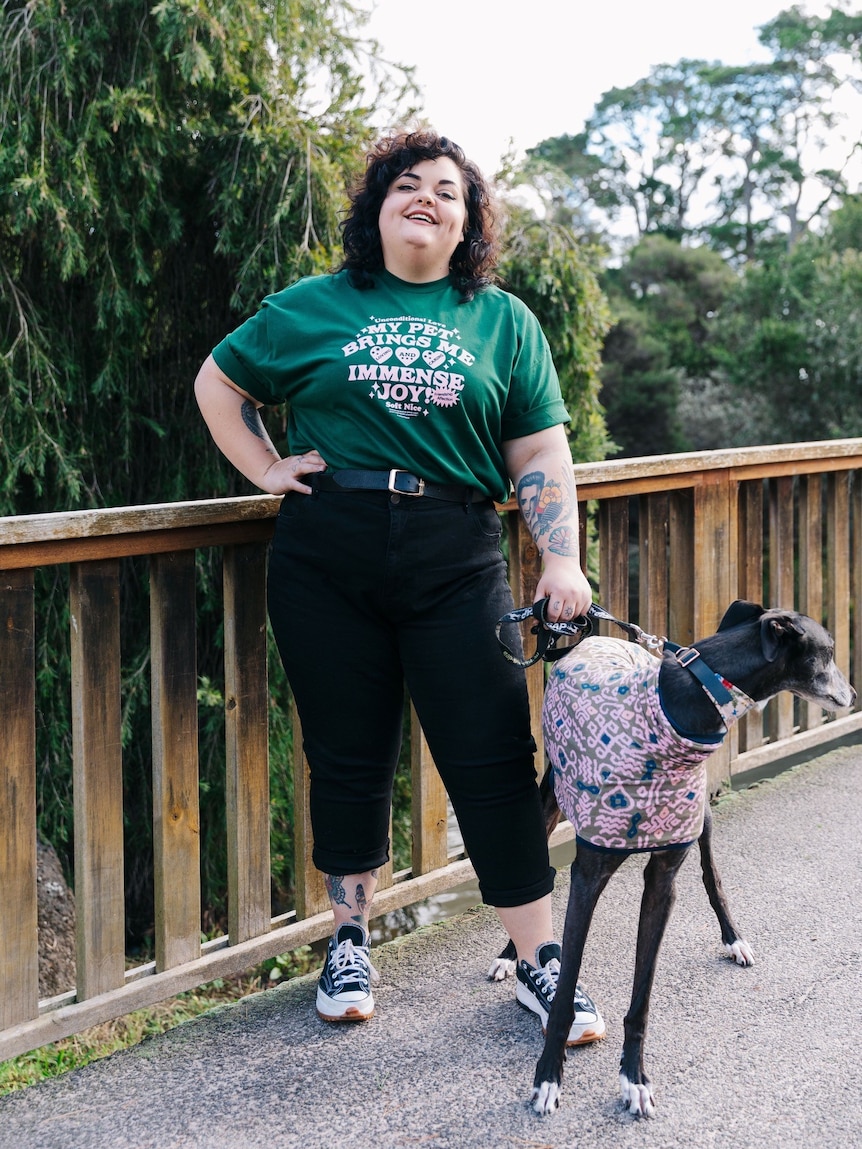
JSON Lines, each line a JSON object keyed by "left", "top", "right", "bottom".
{"left": 667, "top": 642, "right": 758, "bottom": 730}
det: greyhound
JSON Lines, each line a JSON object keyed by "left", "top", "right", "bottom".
{"left": 498, "top": 600, "right": 855, "bottom": 1117}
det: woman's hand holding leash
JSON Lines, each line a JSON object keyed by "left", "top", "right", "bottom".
{"left": 535, "top": 555, "right": 593, "bottom": 623}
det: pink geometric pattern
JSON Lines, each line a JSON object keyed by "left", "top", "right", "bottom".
{"left": 543, "top": 637, "right": 722, "bottom": 852}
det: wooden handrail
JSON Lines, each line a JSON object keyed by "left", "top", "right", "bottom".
{"left": 1, "top": 440, "right": 860, "bottom": 1061}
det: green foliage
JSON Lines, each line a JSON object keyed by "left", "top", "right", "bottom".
{"left": 0, "top": 0, "right": 406, "bottom": 515}
{"left": 599, "top": 236, "right": 736, "bottom": 456}
{"left": 827, "top": 192, "right": 862, "bottom": 252}
{"left": 260, "top": 944, "right": 321, "bottom": 984}
{"left": 714, "top": 221, "right": 862, "bottom": 443}
{"left": 497, "top": 209, "right": 613, "bottom": 463}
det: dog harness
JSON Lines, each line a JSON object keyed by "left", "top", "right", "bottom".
{"left": 543, "top": 637, "right": 756, "bottom": 853}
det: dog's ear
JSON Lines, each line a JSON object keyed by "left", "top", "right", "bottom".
{"left": 761, "top": 613, "right": 805, "bottom": 662}
{"left": 718, "top": 600, "right": 764, "bottom": 631}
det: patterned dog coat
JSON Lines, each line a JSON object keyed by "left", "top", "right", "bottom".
{"left": 543, "top": 636, "right": 751, "bottom": 852}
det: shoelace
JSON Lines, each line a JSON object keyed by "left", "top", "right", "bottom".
{"left": 533, "top": 960, "right": 593, "bottom": 1013}
{"left": 534, "top": 957, "right": 561, "bottom": 999}
{"left": 329, "top": 939, "right": 381, "bottom": 988}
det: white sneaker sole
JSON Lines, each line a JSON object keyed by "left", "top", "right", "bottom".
{"left": 316, "top": 986, "right": 374, "bottom": 1023}
{"left": 515, "top": 981, "right": 606, "bottom": 1046}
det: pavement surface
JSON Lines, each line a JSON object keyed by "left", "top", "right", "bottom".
{"left": 1, "top": 743, "right": 860, "bottom": 1149}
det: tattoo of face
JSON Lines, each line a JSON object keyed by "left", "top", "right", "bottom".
{"left": 325, "top": 874, "right": 351, "bottom": 908}
{"left": 240, "top": 399, "right": 267, "bottom": 442}
{"left": 517, "top": 469, "right": 574, "bottom": 546}
{"left": 517, "top": 469, "right": 544, "bottom": 527}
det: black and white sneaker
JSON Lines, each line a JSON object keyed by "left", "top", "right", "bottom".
{"left": 516, "top": 941, "right": 605, "bottom": 1046}
{"left": 316, "top": 922, "right": 378, "bottom": 1022}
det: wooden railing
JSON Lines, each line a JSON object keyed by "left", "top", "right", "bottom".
{"left": 2, "top": 440, "right": 861, "bottom": 1060}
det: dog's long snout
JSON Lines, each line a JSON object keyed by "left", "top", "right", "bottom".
{"left": 805, "top": 665, "right": 856, "bottom": 710}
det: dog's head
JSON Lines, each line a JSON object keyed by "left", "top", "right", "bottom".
{"left": 718, "top": 600, "right": 856, "bottom": 711}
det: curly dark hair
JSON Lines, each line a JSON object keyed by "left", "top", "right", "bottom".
{"left": 339, "top": 130, "right": 500, "bottom": 302}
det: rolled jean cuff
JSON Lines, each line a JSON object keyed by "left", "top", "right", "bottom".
{"left": 312, "top": 841, "right": 391, "bottom": 877}
{"left": 479, "top": 866, "right": 556, "bottom": 909}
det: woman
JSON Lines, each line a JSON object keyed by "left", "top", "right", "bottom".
{"left": 195, "top": 130, "right": 604, "bottom": 1046}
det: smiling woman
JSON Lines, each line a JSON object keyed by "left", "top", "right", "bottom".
{"left": 194, "top": 128, "right": 603, "bottom": 1046}
{"left": 340, "top": 131, "right": 499, "bottom": 301}
{"left": 377, "top": 158, "right": 468, "bottom": 281}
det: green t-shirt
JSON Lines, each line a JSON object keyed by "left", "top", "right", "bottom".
{"left": 211, "top": 268, "right": 569, "bottom": 503}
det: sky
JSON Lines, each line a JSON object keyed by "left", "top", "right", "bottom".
{"left": 358, "top": 0, "right": 849, "bottom": 178}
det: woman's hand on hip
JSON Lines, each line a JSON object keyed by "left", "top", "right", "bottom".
{"left": 260, "top": 449, "right": 327, "bottom": 495}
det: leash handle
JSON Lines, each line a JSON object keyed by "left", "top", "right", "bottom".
{"left": 495, "top": 600, "right": 592, "bottom": 668}
{"left": 495, "top": 600, "right": 665, "bottom": 668}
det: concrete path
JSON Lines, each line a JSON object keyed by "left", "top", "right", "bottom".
{"left": 1, "top": 743, "right": 860, "bottom": 1149}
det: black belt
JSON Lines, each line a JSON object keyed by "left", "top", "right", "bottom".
{"left": 312, "top": 469, "right": 487, "bottom": 503}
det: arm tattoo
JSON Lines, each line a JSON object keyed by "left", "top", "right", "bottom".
{"left": 325, "top": 874, "right": 351, "bottom": 908}
{"left": 240, "top": 399, "right": 268, "bottom": 442}
{"left": 516, "top": 469, "right": 578, "bottom": 556}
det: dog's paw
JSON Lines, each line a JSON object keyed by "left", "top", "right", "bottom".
{"left": 531, "top": 1081, "right": 561, "bottom": 1116}
{"left": 620, "top": 1073, "right": 655, "bottom": 1117}
{"left": 725, "top": 939, "right": 755, "bottom": 967}
{"left": 487, "top": 956, "right": 516, "bottom": 981}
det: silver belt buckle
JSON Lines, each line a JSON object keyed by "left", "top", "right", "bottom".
{"left": 388, "top": 469, "right": 425, "bottom": 497}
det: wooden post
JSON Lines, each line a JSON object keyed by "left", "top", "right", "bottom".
{"left": 827, "top": 473, "right": 852, "bottom": 702}
{"left": 737, "top": 480, "right": 765, "bottom": 752}
{"left": 410, "top": 706, "right": 448, "bottom": 875}
{"left": 668, "top": 489, "right": 695, "bottom": 646}
{"left": 769, "top": 477, "right": 796, "bottom": 741}
{"left": 291, "top": 705, "right": 329, "bottom": 919}
{"left": 853, "top": 471, "right": 862, "bottom": 708}
{"left": 150, "top": 551, "right": 201, "bottom": 970}
{"left": 0, "top": 569, "right": 39, "bottom": 1025}
{"left": 693, "top": 472, "right": 736, "bottom": 794}
{"left": 798, "top": 475, "right": 824, "bottom": 732}
{"left": 639, "top": 492, "right": 669, "bottom": 637}
{"left": 70, "top": 560, "right": 126, "bottom": 999}
{"left": 223, "top": 543, "right": 271, "bottom": 944}
{"left": 599, "top": 497, "right": 629, "bottom": 633}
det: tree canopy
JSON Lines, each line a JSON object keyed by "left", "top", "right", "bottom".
{"left": 524, "top": 5, "right": 862, "bottom": 261}
{"left": 0, "top": 0, "right": 413, "bottom": 516}
{"left": 517, "top": 3, "right": 862, "bottom": 458}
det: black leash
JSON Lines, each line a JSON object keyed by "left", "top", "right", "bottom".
{"left": 495, "top": 599, "right": 659, "bottom": 668}
{"left": 496, "top": 598, "right": 755, "bottom": 728}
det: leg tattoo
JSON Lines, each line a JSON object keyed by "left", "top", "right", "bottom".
{"left": 325, "top": 874, "right": 351, "bottom": 908}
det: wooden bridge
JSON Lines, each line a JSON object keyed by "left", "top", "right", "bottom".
{"left": 2, "top": 440, "right": 860, "bottom": 1062}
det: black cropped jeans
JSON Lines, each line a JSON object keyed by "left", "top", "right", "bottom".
{"left": 266, "top": 486, "right": 554, "bottom": 908}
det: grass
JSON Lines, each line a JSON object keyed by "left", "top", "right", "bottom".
{"left": 0, "top": 945, "right": 323, "bottom": 1097}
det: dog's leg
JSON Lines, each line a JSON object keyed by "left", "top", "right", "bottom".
{"left": 532, "top": 844, "right": 623, "bottom": 1116}
{"left": 698, "top": 805, "right": 755, "bottom": 967}
{"left": 619, "top": 847, "right": 690, "bottom": 1117}
{"left": 491, "top": 768, "right": 564, "bottom": 981}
